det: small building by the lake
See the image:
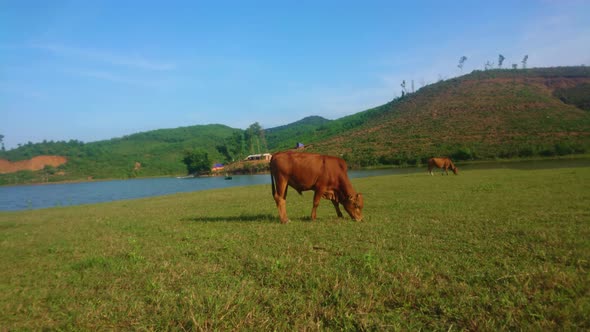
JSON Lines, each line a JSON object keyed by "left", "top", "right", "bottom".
{"left": 245, "top": 153, "right": 272, "bottom": 162}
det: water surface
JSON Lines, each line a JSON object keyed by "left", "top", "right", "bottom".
{"left": 1, "top": 158, "right": 588, "bottom": 211}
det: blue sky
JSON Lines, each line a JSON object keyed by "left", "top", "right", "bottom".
{"left": 1, "top": 0, "right": 589, "bottom": 150}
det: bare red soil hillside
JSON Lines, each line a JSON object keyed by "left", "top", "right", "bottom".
{"left": 0, "top": 156, "right": 67, "bottom": 174}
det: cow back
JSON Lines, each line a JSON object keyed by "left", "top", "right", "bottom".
{"left": 271, "top": 151, "right": 352, "bottom": 193}
{"left": 429, "top": 157, "right": 452, "bottom": 168}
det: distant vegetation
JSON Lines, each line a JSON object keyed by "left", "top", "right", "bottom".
{"left": 182, "top": 150, "right": 211, "bottom": 176}
{"left": 1, "top": 66, "right": 590, "bottom": 184}
{"left": 0, "top": 125, "right": 240, "bottom": 184}
{"left": 554, "top": 83, "right": 590, "bottom": 111}
{"left": 265, "top": 116, "right": 331, "bottom": 150}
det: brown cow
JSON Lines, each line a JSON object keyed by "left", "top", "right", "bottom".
{"left": 270, "top": 151, "right": 364, "bottom": 223}
{"left": 428, "top": 157, "right": 458, "bottom": 175}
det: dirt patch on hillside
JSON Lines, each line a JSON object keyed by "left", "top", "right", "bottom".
{"left": 0, "top": 156, "right": 68, "bottom": 174}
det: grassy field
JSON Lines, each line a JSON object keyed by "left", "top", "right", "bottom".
{"left": 1, "top": 167, "right": 589, "bottom": 330}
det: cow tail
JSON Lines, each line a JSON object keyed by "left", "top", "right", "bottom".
{"left": 271, "top": 171, "right": 276, "bottom": 197}
{"left": 270, "top": 156, "right": 276, "bottom": 197}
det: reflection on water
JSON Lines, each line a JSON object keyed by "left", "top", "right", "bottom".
{"left": 1, "top": 158, "right": 588, "bottom": 211}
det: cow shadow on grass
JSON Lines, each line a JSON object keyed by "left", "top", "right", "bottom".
{"left": 182, "top": 213, "right": 277, "bottom": 223}
{"left": 182, "top": 214, "right": 324, "bottom": 223}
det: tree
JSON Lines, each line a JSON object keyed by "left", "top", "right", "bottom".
{"left": 182, "top": 150, "right": 211, "bottom": 175}
{"left": 400, "top": 80, "right": 407, "bottom": 97}
{"left": 259, "top": 126, "right": 268, "bottom": 152}
{"left": 42, "top": 165, "right": 56, "bottom": 182}
{"left": 0, "top": 134, "right": 4, "bottom": 151}
{"left": 245, "top": 122, "right": 266, "bottom": 154}
{"left": 521, "top": 55, "right": 529, "bottom": 69}
{"left": 498, "top": 54, "right": 505, "bottom": 68}
{"left": 228, "top": 132, "right": 244, "bottom": 161}
{"left": 458, "top": 56, "right": 468, "bottom": 72}
{"left": 484, "top": 61, "right": 494, "bottom": 70}
{"left": 216, "top": 144, "right": 232, "bottom": 163}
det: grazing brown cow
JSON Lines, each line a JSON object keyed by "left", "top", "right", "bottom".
{"left": 270, "top": 151, "right": 364, "bottom": 223}
{"left": 428, "top": 157, "right": 458, "bottom": 175}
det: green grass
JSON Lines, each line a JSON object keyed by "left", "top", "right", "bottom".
{"left": 1, "top": 167, "right": 589, "bottom": 330}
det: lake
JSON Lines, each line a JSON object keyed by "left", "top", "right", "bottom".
{"left": 1, "top": 158, "right": 588, "bottom": 211}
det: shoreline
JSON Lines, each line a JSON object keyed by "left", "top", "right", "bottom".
{"left": 1, "top": 154, "right": 589, "bottom": 188}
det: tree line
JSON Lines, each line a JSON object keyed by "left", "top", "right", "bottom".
{"left": 183, "top": 122, "right": 270, "bottom": 175}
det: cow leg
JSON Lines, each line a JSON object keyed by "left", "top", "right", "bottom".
{"left": 331, "top": 200, "right": 344, "bottom": 218}
{"left": 311, "top": 190, "right": 322, "bottom": 221}
{"left": 273, "top": 176, "right": 290, "bottom": 223}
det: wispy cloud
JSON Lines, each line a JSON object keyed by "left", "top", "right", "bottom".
{"left": 30, "top": 43, "right": 176, "bottom": 71}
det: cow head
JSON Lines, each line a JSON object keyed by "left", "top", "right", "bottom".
{"left": 343, "top": 193, "right": 364, "bottom": 221}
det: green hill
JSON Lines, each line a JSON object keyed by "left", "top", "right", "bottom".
{"left": 265, "top": 116, "right": 331, "bottom": 150}
{"left": 304, "top": 67, "right": 590, "bottom": 166}
{"left": 2, "top": 66, "right": 590, "bottom": 184}
{"left": 0, "top": 124, "right": 241, "bottom": 184}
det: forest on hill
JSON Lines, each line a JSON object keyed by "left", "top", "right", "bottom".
{"left": 1, "top": 66, "right": 589, "bottom": 185}
{"left": 0, "top": 125, "right": 242, "bottom": 184}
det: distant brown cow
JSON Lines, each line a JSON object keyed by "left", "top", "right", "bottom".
{"left": 428, "top": 157, "right": 458, "bottom": 175}
{"left": 270, "top": 151, "right": 364, "bottom": 223}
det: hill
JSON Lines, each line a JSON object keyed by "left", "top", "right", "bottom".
{"left": 265, "top": 116, "right": 331, "bottom": 150}
{"left": 1, "top": 66, "right": 589, "bottom": 184}
{"left": 0, "top": 124, "right": 241, "bottom": 184}
{"left": 303, "top": 67, "right": 590, "bottom": 166}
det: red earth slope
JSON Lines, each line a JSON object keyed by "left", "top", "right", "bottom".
{"left": 0, "top": 156, "right": 67, "bottom": 174}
